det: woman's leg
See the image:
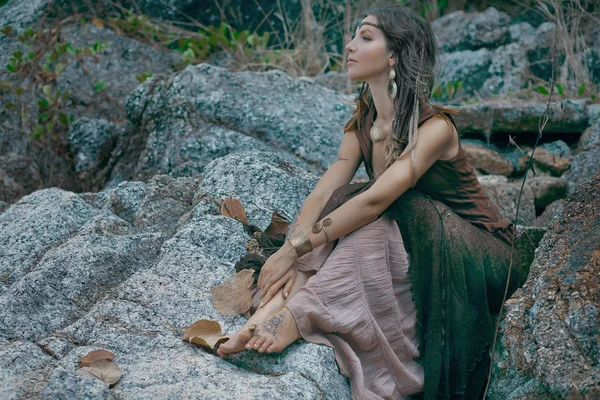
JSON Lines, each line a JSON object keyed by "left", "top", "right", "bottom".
{"left": 217, "top": 269, "right": 314, "bottom": 357}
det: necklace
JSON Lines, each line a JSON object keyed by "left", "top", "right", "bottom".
{"left": 370, "top": 111, "right": 395, "bottom": 142}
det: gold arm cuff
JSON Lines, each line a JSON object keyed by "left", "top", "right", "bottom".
{"left": 286, "top": 230, "right": 313, "bottom": 258}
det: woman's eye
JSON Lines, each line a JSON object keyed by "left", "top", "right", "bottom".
{"left": 362, "top": 37, "right": 371, "bottom": 41}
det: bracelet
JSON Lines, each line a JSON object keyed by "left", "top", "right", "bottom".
{"left": 286, "top": 230, "right": 313, "bottom": 257}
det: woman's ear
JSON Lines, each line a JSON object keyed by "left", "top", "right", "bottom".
{"left": 388, "top": 53, "right": 396, "bottom": 67}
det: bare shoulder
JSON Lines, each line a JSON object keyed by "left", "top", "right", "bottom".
{"left": 419, "top": 114, "right": 456, "bottom": 139}
{"left": 419, "top": 114, "right": 458, "bottom": 160}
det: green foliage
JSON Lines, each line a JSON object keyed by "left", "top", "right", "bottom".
{"left": 135, "top": 72, "right": 153, "bottom": 83}
{"left": 431, "top": 80, "right": 464, "bottom": 102}
{"left": 0, "top": 24, "right": 107, "bottom": 142}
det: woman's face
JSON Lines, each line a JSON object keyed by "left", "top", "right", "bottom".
{"left": 344, "top": 15, "right": 393, "bottom": 82}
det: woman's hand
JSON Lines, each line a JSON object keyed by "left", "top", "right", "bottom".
{"left": 257, "top": 242, "right": 298, "bottom": 308}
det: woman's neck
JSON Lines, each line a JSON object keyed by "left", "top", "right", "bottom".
{"left": 368, "top": 77, "right": 395, "bottom": 122}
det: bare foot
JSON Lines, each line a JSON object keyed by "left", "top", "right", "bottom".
{"left": 217, "top": 291, "right": 286, "bottom": 357}
{"left": 245, "top": 307, "right": 300, "bottom": 354}
{"left": 216, "top": 327, "right": 254, "bottom": 358}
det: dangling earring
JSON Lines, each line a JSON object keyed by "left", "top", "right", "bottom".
{"left": 387, "top": 68, "right": 397, "bottom": 100}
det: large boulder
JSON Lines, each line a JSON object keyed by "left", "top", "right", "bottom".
{"left": 432, "top": 7, "right": 512, "bottom": 53}
{"left": 0, "top": 151, "right": 351, "bottom": 399}
{"left": 120, "top": 63, "right": 355, "bottom": 184}
{"left": 490, "top": 171, "right": 600, "bottom": 398}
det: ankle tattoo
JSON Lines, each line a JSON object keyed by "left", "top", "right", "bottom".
{"left": 262, "top": 311, "right": 286, "bottom": 337}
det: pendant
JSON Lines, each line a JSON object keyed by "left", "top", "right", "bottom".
{"left": 370, "top": 125, "right": 386, "bottom": 142}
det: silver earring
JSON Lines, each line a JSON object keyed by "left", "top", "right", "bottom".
{"left": 388, "top": 68, "right": 397, "bottom": 100}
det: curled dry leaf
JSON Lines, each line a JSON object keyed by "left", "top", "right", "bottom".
{"left": 183, "top": 319, "right": 230, "bottom": 351}
{"left": 220, "top": 198, "right": 248, "bottom": 225}
{"left": 265, "top": 211, "right": 291, "bottom": 236}
{"left": 77, "top": 359, "right": 121, "bottom": 387}
{"left": 78, "top": 349, "right": 116, "bottom": 367}
{"left": 212, "top": 269, "right": 255, "bottom": 316}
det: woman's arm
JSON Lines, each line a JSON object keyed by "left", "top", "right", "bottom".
{"left": 281, "top": 116, "right": 456, "bottom": 257}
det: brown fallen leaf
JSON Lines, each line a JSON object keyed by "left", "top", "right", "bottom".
{"left": 220, "top": 198, "right": 248, "bottom": 225}
{"left": 78, "top": 349, "right": 117, "bottom": 367}
{"left": 265, "top": 211, "right": 291, "bottom": 236}
{"left": 211, "top": 269, "right": 255, "bottom": 316}
{"left": 183, "top": 319, "right": 230, "bottom": 351}
{"left": 91, "top": 17, "right": 105, "bottom": 28}
{"left": 77, "top": 359, "right": 121, "bottom": 387}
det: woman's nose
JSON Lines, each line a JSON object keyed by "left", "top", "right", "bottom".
{"left": 345, "top": 39, "right": 355, "bottom": 53}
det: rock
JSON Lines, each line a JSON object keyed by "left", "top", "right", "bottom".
{"left": 490, "top": 171, "right": 600, "bottom": 398}
{"left": 0, "top": 152, "right": 350, "bottom": 398}
{"left": 123, "top": 63, "right": 352, "bottom": 182}
{"left": 438, "top": 48, "right": 491, "bottom": 95}
{"left": 462, "top": 141, "right": 514, "bottom": 176}
{"left": 0, "top": 0, "right": 51, "bottom": 35}
{"left": 41, "top": 368, "right": 115, "bottom": 400}
{"left": 0, "top": 211, "right": 164, "bottom": 341}
{"left": 533, "top": 200, "right": 563, "bottom": 228}
{"left": 578, "top": 118, "right": 600, "bottom": 153}
{"left": 432, "top": 7, "right": 511, "bottom": 53}
{"left": 68, "top": 118, "right": 126, "bottom": 191}
{"left": 481, "top": 181, "right": 536, "bottom": 225}
{"left": 0, "top": 188, "right": 96, "bottom": 294}
{"left": 454, "top": 99, "right": 589, "bottom": 135}
{"left": 0, "top": 339, "right": 56, "bottom": 399}
{"left": 526, "top": 175, "right": 569, "bottom": 208}
{"left": 513, "top": 225, "right": 546, "bottom": 276}
{"left": 508, "top": 22, "right": 536, "bottom": 49}
{"left": 480, "top": 43, "right": 529, "bottom": 97}
{"left": 518, "top": 147, "right": 571, "bottom": 177}
{"left": 0, "top": 18, "right": 181, "bottom": 199}
{"left": 194, "top": 151, "right": 318, "bottom": 231}
{"left": 568, "top": 146, "right": 600, "bottom": 192}
{"left": 541, "top": 140, "right": 572, "bottom": 157}
{"left": 567, "top": 117, "right": 600, "bottom": 191}
{"left": 0, "top": 154, "right": 43, "bottom": 202}
{"left": 56, "top": 23, "right": 181, "bottom": 123}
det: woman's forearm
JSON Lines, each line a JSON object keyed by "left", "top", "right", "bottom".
{"left": 283, "top": 194, "right": 379, "bottom": 256}
{"left": 285, "top": 194, "right": 329, "bottom": 240}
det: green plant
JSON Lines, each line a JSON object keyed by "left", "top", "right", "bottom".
{"left": 0, "top": 24, "right": 107, "bottom": 142}
{"left": 431, "top": 80, "right": 464, "bottom": 102}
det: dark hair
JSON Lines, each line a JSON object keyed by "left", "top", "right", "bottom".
{"left": 343, "top": 1, "right": 459, "bottom": 174}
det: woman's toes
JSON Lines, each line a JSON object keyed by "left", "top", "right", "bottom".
{"left": 253, "top": 335, "right": 268, "bottom": 350}
{"left": 245, "top": 335, "right": 259, "bottom": 350}
{"left": 259, "top": 337, "right": 274, "bottom": 353}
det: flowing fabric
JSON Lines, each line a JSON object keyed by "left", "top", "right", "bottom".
{"left": 281, "top": 105, "right": 526, "bottom": 399}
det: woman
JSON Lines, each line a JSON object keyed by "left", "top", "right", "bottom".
{"left": 217, "top": 2, "right": 525, "bottom": 399}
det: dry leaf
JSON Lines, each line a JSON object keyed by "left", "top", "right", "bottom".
{"left": 77, "top": 359, "right": 121, "bottom": 387}
{"left": 78, "top": 350, "right": 116, "bottom": 367}
{"left": 265, "top": 211, "right": 291, "bottom": 235}
{"left": 91, "top": 17, "right": 105, "bottom": 28}
{"left": 211, "top": 269, "right": 255, "bottom": 316}
{"left": 182, "top": 319, "right": 230, "bottom": 351}
{"left": 220, "top": 198, "right": 248, "bottom": 225}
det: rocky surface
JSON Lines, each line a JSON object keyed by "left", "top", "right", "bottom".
{"left": 490, "top": 171, "right": 600, "bottom": 399}
{"left": 0, "top": 151, "right": 351, "bottom": 399}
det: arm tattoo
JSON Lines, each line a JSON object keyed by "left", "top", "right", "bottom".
{"left": 285, "top": 206, "right": 304, "bottom": 239}
{"left": 335, "top": 153, "right": 349, "bottom": 163}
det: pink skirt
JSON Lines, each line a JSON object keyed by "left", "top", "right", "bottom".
{"left": 285, "top": 214, "right": 424, "bottom": 399}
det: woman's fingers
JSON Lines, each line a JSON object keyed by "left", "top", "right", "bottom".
{"left": 283, "top": 274, "right": 295, "bottom": 299}
{"left": 259, "top": 275, "right": 288, "bottom": 308}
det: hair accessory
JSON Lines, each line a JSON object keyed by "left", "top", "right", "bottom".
{"left": 287, "top": 230, "right": 313, "bottom": 257}
{"left": 370, "top": 110, "right": 396, "bottom": 142}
